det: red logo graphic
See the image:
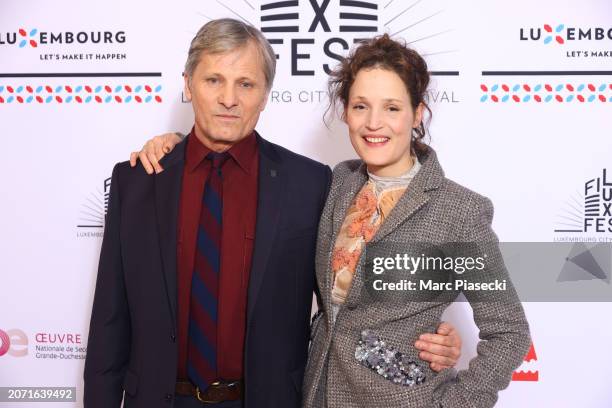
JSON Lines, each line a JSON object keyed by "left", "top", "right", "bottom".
{"left": 544, "top": 24, "right": 565, "bottom": 44}
{"left": 0, "top": 329, "right": 29, "bottom": 357}
{"left": 512, "top": 343, "right": 539, "bottom": 381}
{"left": 18, "top": 28, "right": 38, "bottom": 48}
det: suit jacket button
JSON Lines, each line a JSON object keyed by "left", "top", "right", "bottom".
{"left": 165, "top": 393, "right": 173, "bottom": 401}
{"left": 170, "top": 334, "right": 176, "bottom": 342}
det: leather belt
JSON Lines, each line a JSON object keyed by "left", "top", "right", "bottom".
{"left": 175, "top": 380, "right": 243, "bottom": 403}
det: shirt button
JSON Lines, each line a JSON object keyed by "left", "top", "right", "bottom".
{"left": 165, "top": 393, "right": 173, "bottom": 401}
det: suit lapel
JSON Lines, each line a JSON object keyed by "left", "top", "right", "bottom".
{"left": 154, "top": 140, "right": 187, "bottom": 330}
{"left": 247, "top": 136, "right": 285, "bottom": 323}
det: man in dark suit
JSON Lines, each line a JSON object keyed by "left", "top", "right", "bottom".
{"left": 84, "top": 18, "right": 462, "bottom": 408}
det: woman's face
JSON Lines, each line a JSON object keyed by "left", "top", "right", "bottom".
{"left": 345, "top": 67, "right": 423, "bottom": 177}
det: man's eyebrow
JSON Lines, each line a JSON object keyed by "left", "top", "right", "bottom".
{"left": 204, "top": 72, "right": 258, "bottom": 82}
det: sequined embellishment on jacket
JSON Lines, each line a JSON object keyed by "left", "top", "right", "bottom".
{"left": 355, "top": 330, "right": 426, "bottom": 386}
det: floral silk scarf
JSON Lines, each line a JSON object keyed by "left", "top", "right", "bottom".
{"left": 330, "top": 181, "right": 407, "bottom": 304}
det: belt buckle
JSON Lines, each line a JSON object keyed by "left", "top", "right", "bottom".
{"left": 195, "top": 381, "right": 221, "bottom": 404}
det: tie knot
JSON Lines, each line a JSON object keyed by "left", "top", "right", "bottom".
{"left": 206, "top": 151, "right": 230, "bottom": 169}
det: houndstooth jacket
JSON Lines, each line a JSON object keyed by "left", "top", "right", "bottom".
{"left": 302, "top": 147, "right": 531, "bottom": 408}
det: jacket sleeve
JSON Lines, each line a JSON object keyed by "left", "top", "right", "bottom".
{"left": 83, "top": 163, "right": 131, "bottom": 408}
{"left": 435, "top": 197, "right": 531, "bottom": 408}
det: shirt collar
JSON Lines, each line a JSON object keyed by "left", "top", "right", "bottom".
{"left": 185, "top": 127, "right": 258, "bottom": 174}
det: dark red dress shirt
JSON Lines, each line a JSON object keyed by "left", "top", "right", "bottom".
{"left": 176, "top": 130, "right": 259, "bottom": 381}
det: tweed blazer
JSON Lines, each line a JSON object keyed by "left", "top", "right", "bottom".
{"left": 302, "top": 148, "right": 531, "bottom": 408}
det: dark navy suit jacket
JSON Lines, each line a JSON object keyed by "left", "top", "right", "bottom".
{"left": 84, "top": 134, "right": 331, "bottom": 408}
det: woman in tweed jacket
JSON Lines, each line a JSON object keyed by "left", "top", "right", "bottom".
{"left": 300, "top": 35, "right": 531, "bottom": 408}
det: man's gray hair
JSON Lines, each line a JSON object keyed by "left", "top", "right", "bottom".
{"left": 184, "top": 18, "right": 276, "bottom": 91}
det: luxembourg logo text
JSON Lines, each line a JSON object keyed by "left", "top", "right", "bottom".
{"left": 0, "top": 27, "right": 126, "bottom": 47}
{"left": 520, "top": 23, "right": 612, "bottom": 58}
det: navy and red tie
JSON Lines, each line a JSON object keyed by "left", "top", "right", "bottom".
{"left": 187, "top": 151, "right": 229, "bottom": 389}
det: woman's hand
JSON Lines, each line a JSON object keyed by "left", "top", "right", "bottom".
{"left": 414, "top": 321, "right": 462, "bottom": 372}
{"left": 129, "top": 132, "right": 183, "bottom": 174}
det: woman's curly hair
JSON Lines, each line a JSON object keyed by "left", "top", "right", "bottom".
{"left": 327, "top": 34, "right": 432, "bottom": 155}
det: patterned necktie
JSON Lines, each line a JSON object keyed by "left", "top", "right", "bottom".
{"left": 187, "top": 151, "right": 229, "bottom": 389}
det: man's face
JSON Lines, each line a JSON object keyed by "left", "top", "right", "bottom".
{"left": 184, "top": 41, "right": 268, "bottom": 152}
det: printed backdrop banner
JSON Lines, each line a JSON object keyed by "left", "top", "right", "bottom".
{"left": 1, "top": 0, "right": 611, "bottom": 406}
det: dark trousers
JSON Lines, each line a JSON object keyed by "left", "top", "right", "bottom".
{"left": 173, "top": 395, "right": 242, "bottom": 408}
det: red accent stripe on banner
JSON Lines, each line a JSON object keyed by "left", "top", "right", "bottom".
{"left": 491, "top": 95, "right": 498, "bottom": 102}
{"left": 555, "top": 95, "right": 563, "bottom": 102}
{"left": 155, "top": 95, "right": 162, "bottom": 103}
{"left": 145, "top": 85, "right": 152, "bottom": 92}
{"left": 104, "top": 85, "right": 112, "bottom": 93}
{"left": 76, "top": 96, "right": 82, "bottom": 103}
{"left": 588, "top": 84, "right": 595, "bottom": 91}
{"left": 66, "top": 85, "right": 72, "bottom": 93}
{"left": 577, "top": 95, "right": 585, "bottom": 102}
{"left": 19, "top": 28, "right": 26, "bottom": 36}
{"left": 115, "top": 95, "right": 122, "bottom": 103}
{"left": 502, "top": 84, "right": 509, "bottom": 92}
{"left": 95, "top": 96, "right": 102, "bottom": 103}
{"left": 26, "top": 86, "right": 33, "bottom": 93}
{"left": 512, "top": 95, "right": 520, "bottom": 102}
{"left": 125, "top": 85, "right": 132, "bottom": 92}
{"left": 36, "top": 96, "right": 43, "bottom": 103}
{"left": 599, "top": 94, "right": 606, "bottom": 102}
{"left": 534, "top": 95, "right": 541, "bottom": 102}
{"left": 135, "top": 95, "right": 142, "bottom": 103}
{"left": 545, "top": 84, "right": 552, "bottom": 92}
{"left": 17, "top": 96, "right": 23, "bottom": 103}
{"left": 85, "top": 86, "right": 92, "bottom": 93}
{"left": 566, "top": 84, "right": 574, "bottom": 91}
{"left": 56, "top": 96, "right": 63, "bottom": 103}
{"left": 523, "top": 84, "right": 530, "bottom": 92}
{"left": 7, "top": 86, "right": 14, "bottom": 93}
{"left": 480, "top": 84, "right": 487, "bottom": 92}
{"left": 544, "top": 24, "right": 552, "bottom": 32}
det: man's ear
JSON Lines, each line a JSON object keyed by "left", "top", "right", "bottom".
{"left": 183, "top": 73, "right": 192, "bottom": 101}
{"left": 413, "top": 103, "right": 425, "bottom": 128}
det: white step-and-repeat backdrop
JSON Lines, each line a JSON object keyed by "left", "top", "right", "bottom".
{"left": 1, "top": 0, "right": 611, "bottom": 406}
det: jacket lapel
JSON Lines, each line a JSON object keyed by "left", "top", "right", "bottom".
{"left": 338, "top": 149, "right": 446, "bottom": 309}
{"left": 154, "top": 140, "right": 187, "bottom": 331}
{"left": 323, "top": 164, "right": 368, "bottom": 320}
{"left": 247, "top": 136, "right": 285, "bottom": 323}
{"left": 370, "top": 149, "right": 445, "bottom": 243}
